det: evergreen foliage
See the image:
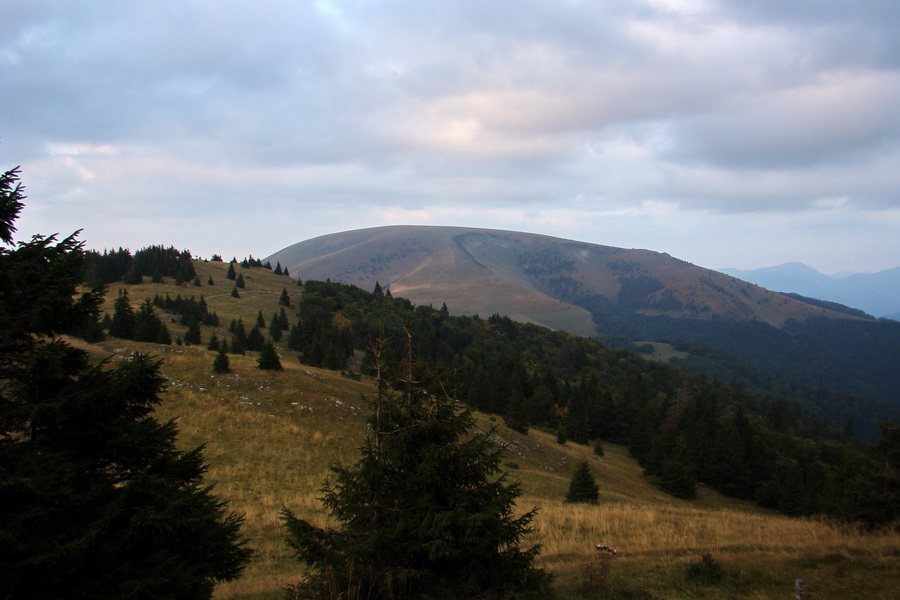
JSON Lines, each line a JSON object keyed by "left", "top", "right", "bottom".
{"left": 257, "top": 339, "right": 283, "bottom": 371}
{"left": 83, "top": 244, "right": 195, "bottom": 285}
{"left": 285, "top": 279, "right": 895, "bottom": 523}
{"left": 124, "top": 262, "right": 143, "bottom": 284}
{"left": 282, "top": 333, "right": 549, "bottom": 600}
{"left": 231, "top": 286, "right": 240, "bottom": 299}
{"left": 235, "top": 273, "right": 245, "bottom": 289}
{"left": 279, "top": 286, "right": 292, "bottom": 307}
{"left": 213, "top": 347, "right": 231, "bottom": 373}
{"left": 207, "top": 333, "right": 220, "bottom": 352}
{"left": 226, "top": 262, "right": 236, "bottom": 280}
{"left": 133, "top": 299, "right": 172, "bottom": 344}
{"left": 108, "top": 289, "right": 136, "bottom": 339}
{"left": 230, "top": 320, "right": 247, "bottom": 355}
{"left": 185, "top": 321, "right": 202, "bottom": 345}
{"left": 0, "top": 166, "right": 252, "bottom": 599}
{"left": 246, "top": 325, "right": 265, "bottom": 352}
{"left": 565, "top": 461, "right": 600, "bottom": 504}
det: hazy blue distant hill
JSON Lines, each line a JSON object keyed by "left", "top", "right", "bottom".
{"left": 721, "top": 263, "right": 900, "bottom": 318}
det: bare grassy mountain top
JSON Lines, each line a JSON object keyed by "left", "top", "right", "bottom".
{"left": 267, "top": 226, "right": 859, "bottom": 338}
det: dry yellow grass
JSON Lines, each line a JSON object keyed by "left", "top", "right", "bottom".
{"left": 72, "top": 267, "right": 899, "bottom": 599}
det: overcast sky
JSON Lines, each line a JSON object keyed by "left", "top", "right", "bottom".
{"left": 3, "top": 0, "right": 899, "bottom": 274}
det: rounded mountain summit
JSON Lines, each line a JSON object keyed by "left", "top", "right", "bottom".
{"left": 266, "top": 225, "right": 860, "bottom": 339}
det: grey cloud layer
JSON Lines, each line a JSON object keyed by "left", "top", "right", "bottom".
{"left": 1, "top": 0, "right": 898, "bottom": 269}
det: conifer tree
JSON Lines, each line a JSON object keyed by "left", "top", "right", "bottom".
{"left": 257, "top": 339, "right": 283, "bottom": 371}
{"left": 207, "top": 333, "right": 220, "bottom": 352}
{"left": 246, "top": 325, "right": 265, "bottom": 352}
{"left": 108, "top": 289, "right": 136, "bottom": 339}
{"left": 283, "top": 266, "right": 290, "bottom": 277}
{"left": 255, "top": 310, "right": 266, "bottom": 329}
{"left": 230, "top": 286, "right": 240, "bottom": 299}
{"left": 282, "top": 332, "right": 549, "bottom": 600}
{"left": 124, "top": 262, "right": 143, "bottom": 284}
{"left": 274, "top": 262, "right": 283, "bottom": 275}
{"left": 286, "top": 320, "right": 303, "bottom": 351}
{"left": 185, "top": 321, "right": 202, "bottom": 345}
{"left": 235, "top": 273, "right": 245, "bottom": 289}
{"left": 0, "top": 166, "right": 251, "bottom": 599}
{"left": 565, "top": 461, "right": 600, "bottom": 504}
{"left": 213, "top": 346, "right": 231, "bottom": 373}
{"left": 230, "top": 319, "right": 247, "bottom": 354}
{"left": 226, "top": 262, "right": 236, "bottom": 280}
{"left": 133, "top": 299, "right": 171, "bottom": 344}
{"left": 279, "top": 286, "right": 291, "bottom": 307}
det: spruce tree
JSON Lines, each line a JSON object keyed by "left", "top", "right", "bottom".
{"left": 257, "top": 339, "right": 283, "bottom": 371}
{"left": 213, "top": 346, "right": 231, "bottom": 373}
{"left": 124, "top": 262, "right": 143, "bottom": 284}
{"left": 226, "top": 262, "right": 236, "bottom": 280}
{"left": 565, "top": 461, "right": 600, "bottom": 504}
{"left": 185, "top": 321, "right": 202, "bottom": 345}
{"left": 0, "top": 167, "right": 252, "bottom": 599}
{"left": 207, "top": 333, "right": 220, "bottom": 351}
{"left": 282, "top": 332, "right": 549, "bottom": 600}
{"left": 279, "top": 287, "right": 291, "bottom": 307}
{"left": 235, "top": 273, "right": 245, "bottom": 289}
{"left": 255, "top": 310, "right": 266, "bottom": 329}
{"left": 108, "top": 289, "right": 136, "bottom": 339}
{"left": 133, "top": 299, "right": 171, "bottom": 344}
{"left": 246, "top": 325, "right": 265, "bottom": 352}
{"left": 230, "top": 286, "right": 240, "bottom": 299}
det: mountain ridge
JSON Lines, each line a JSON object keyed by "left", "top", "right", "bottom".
{"left": 267, "top": 225, "right": 861, "bottom": 338}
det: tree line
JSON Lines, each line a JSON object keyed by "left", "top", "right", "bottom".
{"left": 288, "top": 279, "right": 898, "bottom": 524}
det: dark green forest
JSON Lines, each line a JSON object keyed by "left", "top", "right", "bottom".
{"left": 283, "top": 280, "right": 898, "bottom": 524}
{"left": 579, "top": 294, "right": 899, "bottom": 441}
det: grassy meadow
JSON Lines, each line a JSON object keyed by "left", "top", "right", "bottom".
{"left": 73, "top": 260, "right": 900, "bottom": 599}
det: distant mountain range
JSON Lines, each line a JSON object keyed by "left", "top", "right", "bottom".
{"left": 720, "top": 263, "right": 900, "bottom": 320}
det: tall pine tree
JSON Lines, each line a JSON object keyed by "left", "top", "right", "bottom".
{"left": 282, "top": 331, "right": 549, "bottom": 600}
{"left": 0, "top": 166, "right": 252, "bottom": 599}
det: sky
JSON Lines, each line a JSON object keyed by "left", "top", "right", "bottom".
{"left": 2, "top": 0, "right": 899, "bottom": 275}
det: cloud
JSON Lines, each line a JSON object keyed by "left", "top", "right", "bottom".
{"left": 1, "top": 0, "right": 898, "bottom": 272}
